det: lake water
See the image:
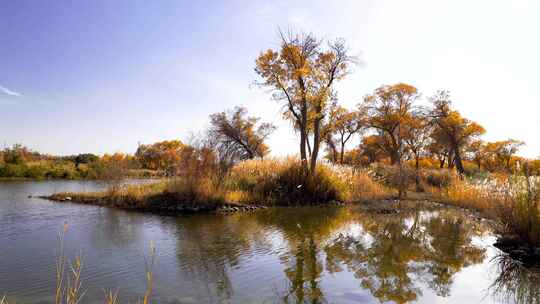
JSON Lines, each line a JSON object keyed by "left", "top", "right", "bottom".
{"left": 0, "top": 180, "right": 537, "bottom": 304}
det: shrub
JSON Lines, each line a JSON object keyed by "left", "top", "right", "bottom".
{"left": 368, "top": 163, "right": 416, "bottom": 191}
{"left": 166, "top": 176, "right": 224, "bottom": 206}
{"left": 275, "top": 160, "right": 346, "bottom": 204}
{"left": 0, "top": 164, "right": 28, "bottom": 178}
{"left": 227, "top": 158, "right": 384, "bottom": 205}
{"left": 24, "top": 165, "right": 48, "bottom": 179}
{"left": 423, "top": 169, "right": 453, "bottom": 188}
{"left": 332, "top": 165, "right": 392, "bottom": 202}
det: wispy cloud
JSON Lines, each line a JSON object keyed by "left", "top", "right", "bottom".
{"left": 0, "top": 85, "right": 22, "bottom": 97}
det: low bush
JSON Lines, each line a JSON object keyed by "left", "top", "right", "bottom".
{"left": 0, "top": 163, "right": 28, "bottom": 177}
{"left": 166, "top": 176, "right": 224, "bottom": 206}
{"left": 227, "top": 158, "right": 388, "bottom": 205}
{"left": 423, "top": 169, "right": 453, "bottom": 188}
{"left": 368, "top": 163, "right": 457, "bottom": 193}
{"left": 227, "top": 158, "right": 343, "bottom": 205}
{"left": 333, "top": 165, "right": 393, "bottom": 202}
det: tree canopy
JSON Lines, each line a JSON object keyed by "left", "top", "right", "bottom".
{"left": 255, "top": 31, "right": 356, "bottom": 173}
{"left": 208, "top": 106, "right": 275, "bottom": 164}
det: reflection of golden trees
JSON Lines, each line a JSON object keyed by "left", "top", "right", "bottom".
{"left": 490, "top": 254, "right": 540, "bottom": 304}
{"left": 172, "top": 207, "right": 353, "bottom": 303}
{"left": 282, "top": 237, "right": 325, "bottom": 304}
{"left": 256, "top": 207, "right": 355, "bottom": 304}
{"left": 254, "top": 207, "right": 355, "bottom": 243}
{"left": 172, "top": 207, "right": 489, "bottom": 303}
{"left": 423, "top": 212, "right": 486, "bottom": 297}
{"left": 324, "top": 209, "right": 487, "bottom": 303}
{"left": 326, "top": 212, "right": 424, "bottom": 303}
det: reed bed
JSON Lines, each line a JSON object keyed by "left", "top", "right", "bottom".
{"left": 428, "top": 172, "right": 540, "bottom": 248}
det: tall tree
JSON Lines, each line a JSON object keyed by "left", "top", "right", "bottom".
{"left": 325, "top": 104, "right": 365, "bottom": 164}
{"left": 428, "top": 91, "right": 485, "bottom": 175}
{"left": 485, "top": 139, "right": 524, "bottom": 172}
{"left": 361, "top": 83, "right": 420, "bottom": 165}
{"left": 466, "top": 140, "right": 486, "bottom": 170}
{"left": 427, "top": 141, "right": 451, "bottom": 169}
{"left": 403, "top": 113, "right": 431, "bottom": 190}
{"left": 358, "top": 135, "right": 388, "bottom": 164}
{"left": 208, "top": 106, "right": 276, "bottom": 164}
{"left": 135, "top": 140, "right": 184, "bottom": 174}
{"left": 2, "top": 144, "right": 31, "bottom": 165}
{"left": 255, "top": 31, "right": 355, "bottom": 173}
{"left": 362, "top": 83, "right": 420, "bottom": 199}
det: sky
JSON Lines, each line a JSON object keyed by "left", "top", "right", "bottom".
{"left": 1, "top": 0, "right": 539, "bottom": 158}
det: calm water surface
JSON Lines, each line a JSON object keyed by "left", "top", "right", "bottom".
{"left": 1, "top": 180, "right": 538, "bottom": 303}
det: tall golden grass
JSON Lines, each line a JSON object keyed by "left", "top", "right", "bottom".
{"left": 330, "top": 165, "right": 393, "bottom": 202}
{"left": 496, "top": 174, "right": 540, "bottom": 246}
{"left": 429, "top": 171, "right": 540, "bottom": 247}
{"left": 439, "top": 179, "right": 496, "bottom": 213}
{"left": 226, "top": 158, "right": 390, "bottom": 205}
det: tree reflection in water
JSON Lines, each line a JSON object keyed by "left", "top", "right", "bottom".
{"left": 324, "top": 211, "right": 424, "bottom": 303}
{"left": 323, "top": 208, "right": 487, "bottom": 304}
{"left": 490, "top": 254, "right": 540, "bottom": 304}
{"left": 423, "top": 213, "right": 485, "bottom": 297}
{"left": 256, "top": 207, "right": 354, "bottom": 304}
{"left": 173, "top": 206, "right": 491, "bottom": 303}
{"left": 282, "top": 237, "right": 325, "bottom": 304}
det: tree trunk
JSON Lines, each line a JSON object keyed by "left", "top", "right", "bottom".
{"left": 299, "top": 81, "right": 309, "bottom": 173}
{"left": 448, "top": 150, "right": 455, "bottom": 169}
{"left": 300, "top": 128, "right": 307, "bottom": 161}
{"left": 439, "top": 156, "right": 446, "bottom": 168}
{"left": 306, "top": 135, "right": 312, "bottom": 159}
{"left": 310, "top": 118, "right": 322, "bottom": 174}
{"left": 415, "top": 154, "right": 421, "bottom": 192}
{"left": 396, "top": 126, "right": 405, "bottom": 200}
{"left": 340, "top": 141, "right": 345, "bottom": 164}
{"left": 299, "top": 103, "right": 308, "bottom": 174}
{"left": 388, "top": 133, "right": 399, "bottom": 165}
{"left": 398, "top": 155, "right": 405, "bottom": 200}
{"left": 390, "top": 150, "right": 400, "bottom": 165}
{"left": 453, "top": 147, "right": 465, "bottom": 176}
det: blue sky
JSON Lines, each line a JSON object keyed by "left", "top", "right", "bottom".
{"left": 1, "top": 0, "right": 539, "bottom": 157}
